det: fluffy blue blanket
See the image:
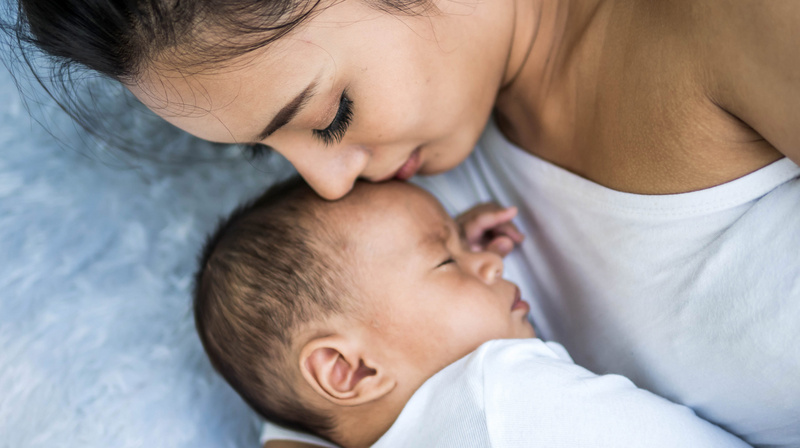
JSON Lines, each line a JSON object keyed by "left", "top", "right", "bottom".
{"left": 0, "top": 40, "right": 291, "bottom": 447}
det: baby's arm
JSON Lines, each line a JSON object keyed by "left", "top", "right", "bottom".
{"left": 481, "top": 340, "right": 749, "bottom": 447}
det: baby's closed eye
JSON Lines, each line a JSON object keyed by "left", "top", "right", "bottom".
{"left": 436, "top": 258, "right": 455, "bottom": 268}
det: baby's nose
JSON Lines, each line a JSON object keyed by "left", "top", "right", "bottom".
{"left": 473, "top": 251, "right": 504, "bottom": 284}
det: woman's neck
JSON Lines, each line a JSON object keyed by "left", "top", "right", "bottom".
{"left": 501, "top": 0, "right": 570, "bottom": 93}
{"left": 496, "top": 0, "right": 608, "bottom": 156}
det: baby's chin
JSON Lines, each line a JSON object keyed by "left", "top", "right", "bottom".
{"left": 509, "top": 319, "right": 537, "bottom": 340}
{"left": 521, "top": 323, "right": 537, "bottom": 339}
{"left": 486, "top": 325, "right": 538, "bottom": 348}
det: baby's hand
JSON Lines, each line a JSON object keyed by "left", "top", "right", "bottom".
{"left": 456, "top": 203, "right": 525, "bottom": 257}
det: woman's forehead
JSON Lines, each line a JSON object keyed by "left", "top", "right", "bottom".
{"left": 133, "top": 0, "right": 386, "bottom": 90}
{"left": 133, "top": 33, "right": 326, "bottom": 106}
{"left": 128, "top": 37, "right": 331, "bottom": 143}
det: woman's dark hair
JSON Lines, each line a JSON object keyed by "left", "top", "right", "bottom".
{"left": 4, "top": 0, "right": 430, "bottom": 155}
{"left": 16, "top": 0, "right": 323, "bottom": 83}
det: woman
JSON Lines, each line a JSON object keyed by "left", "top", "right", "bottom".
{"left": 15, "top": 0, "right": 800, "bottom": 446}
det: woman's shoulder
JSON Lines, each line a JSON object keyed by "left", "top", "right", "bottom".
{"left": 667, "top": 0, "right": 800, "bottom": 163}
{"left": 566, "top": 0, "right": 799, "bottom": 193}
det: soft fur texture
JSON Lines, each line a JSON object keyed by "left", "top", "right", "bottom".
{"left": 0, "top": 30, "right": 293, "bottom": 448}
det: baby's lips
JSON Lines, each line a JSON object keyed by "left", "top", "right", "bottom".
{"left": 511, "top": 286, "right": 530, "bottom": 313}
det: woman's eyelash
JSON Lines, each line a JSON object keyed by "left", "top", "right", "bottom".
{"left": 437, "top": 258, "right": 455, "bottom": 268}
{"left": 313, "top": 91, "right": 353, "bottom": 146}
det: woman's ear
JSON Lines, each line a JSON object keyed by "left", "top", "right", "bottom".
{"left": 299, "top": 335, "right": 395, "bottom": 406}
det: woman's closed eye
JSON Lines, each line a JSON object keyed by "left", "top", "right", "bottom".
{"left": 313, "top": 91, "right": 353, "bottom": 146}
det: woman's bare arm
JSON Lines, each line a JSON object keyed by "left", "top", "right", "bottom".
{"left": 701, "top": 0, "right": 800, "bottom": 163}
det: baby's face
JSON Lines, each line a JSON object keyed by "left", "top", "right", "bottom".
{"left": 336, "top": 182, "right": 535, "bottom": 375}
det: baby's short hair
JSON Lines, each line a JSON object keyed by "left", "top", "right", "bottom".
{"left": 194, "top": 176, "right": 349, "bottom": 438}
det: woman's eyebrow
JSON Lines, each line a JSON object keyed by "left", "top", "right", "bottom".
{"left": 253, "top": 81, "right": 318, "bottom": 142}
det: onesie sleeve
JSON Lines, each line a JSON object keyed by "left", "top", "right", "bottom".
{"left": 481, "top": 339, "right": 749, "bottom": 448}
{"left": 259, "top": 421, "right": 337, "bottom": 448}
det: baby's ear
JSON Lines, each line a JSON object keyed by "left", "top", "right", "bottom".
{"left": 300, "top": 335, "right": 395, "bottom": 406}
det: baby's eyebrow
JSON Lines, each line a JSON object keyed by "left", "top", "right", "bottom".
{"left": 457, "top": 221, "right": 467, "bottom": 243}
{"left": 419, "top": 223, "right": 453, "bottom": 249}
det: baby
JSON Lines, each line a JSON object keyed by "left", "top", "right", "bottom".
{"left": 194, "top": 178, "right": 746, "bottom": 448}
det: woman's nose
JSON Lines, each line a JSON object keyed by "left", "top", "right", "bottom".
{"left": 467, "top": 250, "right": 504, "bottom": 284}
{"left": 281, "top": 143, "right": 370, "bottom": 200}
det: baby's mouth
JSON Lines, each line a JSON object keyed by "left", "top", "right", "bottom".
{"left": 511, "top": 286, "right": 528, "bottom": 311}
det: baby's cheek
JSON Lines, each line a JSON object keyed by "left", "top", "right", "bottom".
{"left": 467, "top": 316, "right": 507, "bottom": 349}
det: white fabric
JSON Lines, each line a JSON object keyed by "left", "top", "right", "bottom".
{"left": 262, "top": 119, "right": 800, "bottom": 447}
{"left": 373, "top": 339, "right": 747, "bottom": 448}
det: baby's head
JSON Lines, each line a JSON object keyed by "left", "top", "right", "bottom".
{"left": 194, "top": 177, "right": 533, "bottom": 446}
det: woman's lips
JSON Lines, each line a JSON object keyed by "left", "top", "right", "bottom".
{"left": 392, "top": 147, "right": 422, "bottom": 181}
{"left": 511, "top": 287, "right": 529, "bottom": 312}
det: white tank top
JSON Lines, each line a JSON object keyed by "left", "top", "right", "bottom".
{"left": 416, "top": 119, "right": 800, "bottom": 447}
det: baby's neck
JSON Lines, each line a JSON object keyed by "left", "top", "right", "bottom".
{"left": 330, "top": 382, "right": 419, "bottom": 448}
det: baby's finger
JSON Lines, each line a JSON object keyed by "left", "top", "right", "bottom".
{"left": 464, "top": 206, "right": 518, "bottom": 242}
{"left": 485, "top": 235, "right": 515, "bottom": 257}
{"left": 491, "top": 221, "right": 525, "bottom": 244}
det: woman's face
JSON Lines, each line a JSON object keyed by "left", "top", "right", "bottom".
{"left": 129, "top": 0, "right": 510, "bottom": 199}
